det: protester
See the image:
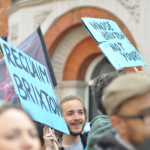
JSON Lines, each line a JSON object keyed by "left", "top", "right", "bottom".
{"left": 59, "top": 95, "right": 88, "bottom": 150}
{"left": 0, "top": 101, "right": 41, "bottom": 150}
{"left": 94, "top": 73, "right": 150, "bottom": 150}
{"left": 35, "top": 122, "right": 62, "bottom": 150}
{"left": 87, "top": 70, "right": 128, "bottom": 150}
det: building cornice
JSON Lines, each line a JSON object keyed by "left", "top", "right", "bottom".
{"left": 117, "top": 0, "right": 140, "bottom": 21}
{"left": 6, "top": 0, "right": 52, "bottom": 15}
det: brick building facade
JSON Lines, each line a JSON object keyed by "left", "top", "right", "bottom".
{"left": 2, "top": 0, "right": 149, "bottom": 120}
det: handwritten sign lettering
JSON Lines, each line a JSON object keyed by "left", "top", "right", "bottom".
{"left": 3, "top": 43, "right": 50, "bottom": 85}
{"left": 99, "top": 39, "right": 147, "bottom": 70}
{"left": 82, "top": 18, "right": 129, "bottom": 43}
{"left": 82, "top": 17, "right": 147, "bottom": 69}
{"left": 0, "top": 38, "right": 69, "bottom": 135}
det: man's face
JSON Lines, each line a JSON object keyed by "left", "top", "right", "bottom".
{"left": 61, "top": 100, "right": 86, "bottom": 136}
{"left": 111, "top": 91, "right": 150, "bottom": 146}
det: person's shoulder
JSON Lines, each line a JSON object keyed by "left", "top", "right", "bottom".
{"left": 93, "top": 130, "right": 115, "bottom": 150}
{"left": 97, "top": 129, "right": 116, "bottom": 139}
{"left": 90, "top": 115, "right": 111, "bottom": 130}
{"left": 81, "top": 131, "right": 89, "bottom": 140}
{"left": 80, "top": 132, "right": 89, "bottom": 148}
{"left": 87, "top": 115, "right": 113, "bottom": 143}
{"left": 95, "top": 130, "right": 116, "bottom": 147}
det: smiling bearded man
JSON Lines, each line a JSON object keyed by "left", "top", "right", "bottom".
{"left": 59, "top": 95, "right": 88, "bottom": 150}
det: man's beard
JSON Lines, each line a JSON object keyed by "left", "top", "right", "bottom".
{"left": 125, "top": 123, "right": 149, "bottom": 147}
{"left": 68, "top": 122, "right": 85, "bottom": 136}
{"left": 128, "top": 132, "right": 150, "bottom": 147}
{"left": 70, "top": 130, "right": 81, "bottom": 136}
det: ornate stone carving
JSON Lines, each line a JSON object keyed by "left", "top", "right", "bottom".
{"left": 34, "top": 10, "right": 51, "bottom": 29}
{"left": 11, "top": 23, "right": 18, "bottom": 40}
{"left": 117, "top": 0, "right": 140, "bottom": 21}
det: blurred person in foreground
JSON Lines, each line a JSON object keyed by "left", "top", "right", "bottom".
{"left": 87, "top": 70, "right": 128, "bottom": 150}
{"left": 0, "top": 101, "right": 41, "bottom": 150}
{"left": 35, "top": 122, "right": 62, "bottom": 150}
{"left": 59, "top": 95, "right": 88, "bottom": 150}
{"left": 94, "top": 73, "right": 150, "bottom": 150}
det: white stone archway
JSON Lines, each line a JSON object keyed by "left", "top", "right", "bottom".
{"left": 51, "top": 26, "right": 89, "bottom": 82}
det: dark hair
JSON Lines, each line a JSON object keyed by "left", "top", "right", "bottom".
{"left": 35, "top": 122, "right": 45, "bottom": 146}
{"left": 0, "top": 101, "right": 43, "bottom": 146}
{"left": 91, "top": 69, "right": 128, "bottom": 114}
{"left": 60, "top": 95, "right": 87, "bottom": 121}
{"left": 0, "top": 101, "right": 31, "bottom": 117}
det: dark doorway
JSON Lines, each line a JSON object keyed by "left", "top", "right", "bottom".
{"left": 88, "top": 57, "right": 115, "bottom": 122}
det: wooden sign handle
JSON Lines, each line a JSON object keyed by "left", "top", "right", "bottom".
{"left": 48, "top": 127, "right": 59, "bottom": 150}
{"left": 133, "top": 67, "right": 138, "bottom": 72}
{"left": 56, "top": 85, "right": 62, "bottom": 101}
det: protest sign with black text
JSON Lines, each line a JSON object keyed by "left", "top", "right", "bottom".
{"left": 99, "top": 39, "right": 147, "bottom": 70}
{"left": 82, "top": 17, "right": 147, "bottom": 70}
{"left": 0, "top": 38, "right": 69, "bottom": 135}
{"left": 82, "top": 18, "right": 130, "bottom": 43}
{"left": 0, "top": 27, "right": 57, "bottom": 104}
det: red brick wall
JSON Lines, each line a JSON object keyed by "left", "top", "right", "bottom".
{"left": 0, "top": 0, "right": 11, "bottom": 37}
{"left": 63, "top": 37, "right": 102, "bottom": 80}
{"left": 0, "top": 0, "right": 11, "bottom": 59}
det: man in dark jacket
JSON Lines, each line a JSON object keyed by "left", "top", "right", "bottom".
{"left": 94, "top": 74, "right": 150, "bottom": 150}
{"left": 59, "top": 95, "right": 88, "bottom": 150}
{"left": 87, "top": 70, "right": 128, "bottom": 150}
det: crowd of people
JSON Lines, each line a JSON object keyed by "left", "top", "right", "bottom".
{"left": 0, "top": 70, "right": 150, "bottom": 150}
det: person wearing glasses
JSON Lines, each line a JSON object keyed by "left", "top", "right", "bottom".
{"left": 87, "top": 69, "right": 128, "bottom": 150}
{"left": 94, "top": 73, "right": 150, "bottom": 150}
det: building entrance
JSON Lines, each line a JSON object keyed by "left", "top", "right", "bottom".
{"left": 88, "top": 57, "right": 115, "bottom": 121}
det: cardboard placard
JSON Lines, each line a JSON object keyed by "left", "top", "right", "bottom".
{"left": 82, "top": 17, "right": 130, "bottom": 44}
{"left": 0, "top": 38, "right": 69, "bottom": 135}
{"left": 99, "top": 39, "right": 147, "bottom": 70}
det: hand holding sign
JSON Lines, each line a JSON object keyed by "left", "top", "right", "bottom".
{"left": 43, "top": 126, "right": 61, "bottom": 150}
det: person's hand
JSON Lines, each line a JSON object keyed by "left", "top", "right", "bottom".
{"left": 43, "top": 125, "right": 58, "bottom": 150}
{"left": 136, "top": 71, "right": 143, "bottom": 75}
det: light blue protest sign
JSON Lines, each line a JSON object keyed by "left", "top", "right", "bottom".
{"left": 82, "top": 18, "right": 130, "bottom": 44}
{"left": 99, "top": 39, "right": 147, "bottom": 70}
{"left": 0, "top": 38, "right": 69, "bottom": 135}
